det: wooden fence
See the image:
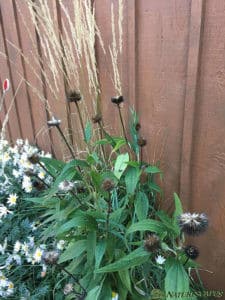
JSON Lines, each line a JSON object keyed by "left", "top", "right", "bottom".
{"left": 1, "top": 0, "right": 225, "bottom": 290}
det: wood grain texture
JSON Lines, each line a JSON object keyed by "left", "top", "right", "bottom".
{"left": 1, "top": 0, "right": 225, "bottom": 289}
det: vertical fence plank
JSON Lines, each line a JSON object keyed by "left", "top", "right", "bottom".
{"left": 13, "top": 0, "right": 52, "bottom": 153}
{"left": 0, "top": 0, "right": 35, "bottom": 142}
{"left": 0, "top": 2, "right": 21, "bottom": 141}
{"left": 179, "top": 0, "right": 205, "bottom": 208}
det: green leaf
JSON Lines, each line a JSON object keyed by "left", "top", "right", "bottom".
{"left": 59, "top": 240, "right": 87, "bottom": 263}
{"left": 112, "top": 138, "right": 126, "bottom": 152}
{"left": 126, "top": 219, "right": 166, "bottom": 235}
{"left": 118, "top": 269, "right": 132, "bottom": 292}
{"left": 114, "top": 153, "right": 129, "bottom": 179}
{"left": 56, "top": 214, "right": 97, "bottom": 235}
{"left": 84, "top": 121, "right": 92, "bottom": 143}
{"left": 173, "top": 193, "right": 183, "bottom": 235}
{"left": 85, "top": 285, "right": 102, "bottom": 300}
{"left": 145, "top": 166, "right": 162, "bottom": 174}
{"left": 96, "top": 247, "right": 149, "bottom": 273}
{"left": 156, "top": 211, "right": 178, "bottom": 236}
{"left": 95, "top": 240, "right": 106, "bottom": 270}
{"left": 135, "top": 192, "right": 149, "bottom": 221}
{"left": 165, "top": 259, "right": 190, "bottom": 300}
{"left": 87, "top": 231, "right": 96, "bottom": 264}
{"left": 125, "top": 166, "right": 140, "bottom": 195}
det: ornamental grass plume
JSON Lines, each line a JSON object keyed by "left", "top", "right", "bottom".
{"left": 178, "top": 212, "right": 208, "bottom": 236}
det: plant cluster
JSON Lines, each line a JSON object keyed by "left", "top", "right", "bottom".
{"left": 0, "top": 138, "right": 68, "bottom": 299}
{"left": 16, "top": 94, "right": 210, "bottom": 300}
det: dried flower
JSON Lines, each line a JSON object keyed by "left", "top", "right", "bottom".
{"left": 92, "top": 114, "right": 102, "bottom": 124}
{"left": 178, "top": 212, "right": 208, "bottom": 236}
{"left": 135, "top": 123, "right": 141, "bottom": 131}
{"left": 33, "top": 180, "right": 45, "bottom": 191}
{"left": 137, "top": 137, "right": 147, "bottom": 147}
{"left": 66, "top": 90, "right": 82, "bottom": 102}
{"left": 63, "top": 283, "right": 74, "bottom": 295}
{"left": 43, "top": 250, "right": 59, "bottom": 265}
{"left": 27, "top": 153, "right": 40, "bottom": 164}
{"left": 111, "top": 95, "right": 124, "bottom": 105}
{"left": 144, "top": 234, "right": 160, "bottom": 252}
{"left": 47, "top": 117, "right": 61, "bottom": 127}
{"left": 102, "top": 178, "right": 115, "bottom": 192}
{"left": 184, "top": 245, "right": 199, "bottom": 260}
{"left": 58, "top": 180, "right": 74, "bottom": 192}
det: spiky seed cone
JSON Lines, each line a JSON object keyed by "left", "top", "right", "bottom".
{"left": 135, "top": 123, "right": 141, "bottom": 131}
{"left": 66, "top": 90, "right": 82, "bottom": 102}
{"left": 137, "top": 137, "right": 147, "bottom": 147}
{"left": 33, "top": 180, "right": 45, "bottom": 191}
{"left": 111, "top": 95, "right": 124, "bottom": 105}
{"left": 28, "top": 153, "right": 40, "bottom": 164}
{"left": 92, "top": 114, "right": 102, "bottom": 124}
{"left": 102, "top": 178, "right": 115, "bottom": 192}
{"left": 184, "top": 245, "right": 199, "bottom": 260}
{"left": 177, "top": 212, "right": 208, "bottom": 236}
{"left": 43, "top": 251, "right": 59, "bottom": 265}
{"left": 144, "top": 234, "right": 160, "bottom": 252}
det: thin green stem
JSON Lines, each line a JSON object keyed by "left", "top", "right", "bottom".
{"left": 106, "top": 192, "right": 112, "bottom": 236}
{"left": 56, "top": 125, "right": 76, "bottom": 159}
{"left": 57, "top": 264, "right": 87, "bottom": 296}
{"left": 74, "top": 101, "right": 86, "bottom": 141}
{"left": 117, "top": 104, "right": 128, "bottom": 144}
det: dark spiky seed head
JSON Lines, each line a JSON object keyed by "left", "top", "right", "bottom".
{"left": 43, "top": 251, "right": 59, "bottom": 265}
{"left": 92, "top": 114, "right": 102, "bottom": 124}
{"left": 25, "top": 170, "right": 35, "bottom": 177}
{"left": 184, "top": 245, "right": 199, "bottom": 260}
{"left": 111, "top": 95, "right": 124, "bottom": 105}
{"left": 102, "top": 178, "right": 115, "bottom": 192}
{"left": 137, "top": 137, "right": 147, "bottom": 147}
{"left": 28, "top": 153, "right": 40, "bottom": 164}
{"left": 33, "top": 181, "right": 45, "bottom": 191}
{"left": 66, "top": 90, "right": 82, "bottom": 102}
{"left": 74, "top": 180, "right": 85, "bottom": 193}
{"left": 135, "top": 123, "right": 141, "bottom": 131}
{"left": 144, "top": 234, "right": 160, "bottom": 252}
{"left": 177, "top": 212, "right": 209, "bottom": 236}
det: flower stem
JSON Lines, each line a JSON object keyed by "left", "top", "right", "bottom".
{"left": 106, "top": 192, "right": 112, "bottom": 236}
{"left": 57, "top": 264, "right": 87, "bottom": 296}
{"left": 74, "top": 101, "right": 86, "bottom": 141}
{"left": 184, "top": 257, "right": 189, "bottom": 266}
{"left": 117, "top": 104, "right": 128, "bottom": 144}
{"left": 56, "top": 125, "right": 76, "bottom": 159}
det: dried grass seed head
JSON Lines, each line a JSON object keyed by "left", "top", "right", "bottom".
{"left": 28, "top": 153, "right": 40, "bottom": 164}
{"left": 178, "top": 212, "right": 208, "bottom": 236}
{"left": 92, "top": 114, "right": 102, "bottom": 124}
{"left": 137, "top": 137, "right": 147, "bottom": 147}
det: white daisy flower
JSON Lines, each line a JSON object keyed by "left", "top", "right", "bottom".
{"left": 56, "top": 240, "right": 65, "bottom": 250}
{"left": 14, "top": 241, "right": 21, "bottom": 253}
{"left": 7, "top": 194, "right": 18, "bottom": 206}
{"left": 38, "top": 171, "right": 45, "bottom": 180}
{"left": 0, "top": 205, "right": 13, "bottom": 218}
{"left": 33, "top": 248, "right": 43, "bottom": 263}
{"left": 0, "top": 239, "right": 7, "bottom": 255}
{"left": 22, "top": 176, "right": 32, "bottom": 193}
{"left": 155, "top": 255, "right": 166, "bottom": 265}
{"left": 112, "top": 291, "right": 119, "bottom": 300}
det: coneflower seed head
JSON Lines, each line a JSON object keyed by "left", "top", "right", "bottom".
{"left": 184, "top": 245, "right": 199, "bottom": 260}
{"left": 178, "top": 212, "right": 208, "bottom": 236}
